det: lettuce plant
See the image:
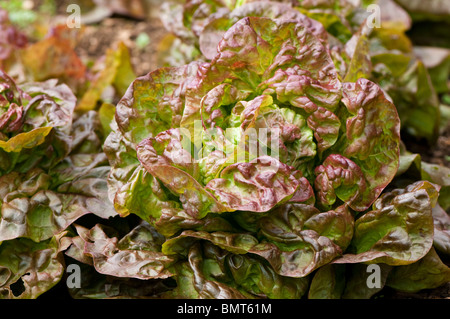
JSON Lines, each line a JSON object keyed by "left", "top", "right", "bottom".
{"left": 85, "top": 15, "right": 449, "bottom": 298}
{"left": 106, "top": 16, "right": 402, "bottom": 227}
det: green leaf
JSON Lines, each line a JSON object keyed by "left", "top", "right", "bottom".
{"left": 163, "top": 204, "right": 352, "bottom": 278}
{"left": 77, "top": 42, "right": 136, "bottom": 112}
{"left": 98, "top": 102, "right": 115, "bottom": 140}
{"left": 163, "top": 243, "right": 247, "bottom": 299}
{"left": 343, "top": 24, "right": 372, "bottom": 82}
{"left": 136, "top": 133, "right": 231, "bottom": 219}
{"left": 386, "top": 247, "right": 450, "bottom": 293}
{"left": 308, "top": 264, "right": 346, "bottom": 299}
{"left": 334, "top": 181, "right": 438, "bottom": 265}
{"left": 66, "top": 261, "right": 175, "bottom": 299}
{"left": 0, "top": 126, "right": 52, "bottom": 152}
{"left": 414, "top": 46, "right": 450, "bottom": 94}
{"left": 336, "top": 79, "right": 401, "bottom": 211}
{"left": 226, "top": 251, "right": 310, "bottom": 299}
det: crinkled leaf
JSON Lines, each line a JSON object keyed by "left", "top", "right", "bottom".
{"left": 336, "top": 78, "right": 400, "bottom": 211}
{"left": 333, "top": 181, "right": 439, "bottom": 265}
{"left": 15, "top": 79, "right": 77, "bottom": 170}
{"left": 225, "top": 249, "right": 310, "bottom": 298}
{"left": 103, "top": 122, "right": 141, "bottom": 203}
{"left": 181, "top": 17, "right": 342, "bottom": 131}
{"left": 112, "top": 165, "right": 234, "bottom": 237}
{"left": 223, "top": 95, "right": 317, "bottom": 172}
{"left": 48, "top": 110, "right": 117, "bottom": 219}
{"left": 67, "top": 261, "right": 175, "bottom": 299}
{"left": 314, "top": 154, "right": 366, "bottom": 210}
{"left": 112, "top": 165, "right": 181, "bottom": 221}
{"left": 71, "top": 223, "right": 176, "bottom": 280}
{"left": 260, "top": 203, "right": 353, "bottom": 251}
{"left": 0, "top": 168, "right": 111, "bottom": 242}
{"left": 307, "top": 106, "right": 340, "bottom": 156}
{"left": 175, "top": 240, "right": 309, "bottom": 299}
{"left": 115, "top": 62, "right": 203, "bottom": 146}
{"left": 199, "top": 1, "right": 328, "bottom": 59}
{"left": 136, "top": 134, "right": 231, "bottom": 219}
{"left": 163, "top": 230, "right": 260, "bottom": 256}
{"left": 104, "top": 62, "right": 204, "bottom": 209}
{"left": 0, "top": 234, "right": 66, "bottom": 299}
{"left": 163, "top": 203, "right": 349, "bottom": 279}
{"left": 254, "top": 203, "right": 352, "bottom": 277}
{"left": 205, "top": 156, "right": 311, "bottom": 212}
{"left": 51, "top": 155, "right": 117, "bottom": 220}
{"left": 65, "top": 236, "right": 94, "bottom": 266}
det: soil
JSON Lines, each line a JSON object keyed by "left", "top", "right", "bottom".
{"left": 74, "top": 16, "right": 167, "bottom": 77}
{"left": 403, "top": 124, "right": 450, "bottom": 168}
{"left": 385, "top": 282, "right": 450, "bottom": 299}
{"left": 50, "top": 0, "right": 167, "bottom": 77}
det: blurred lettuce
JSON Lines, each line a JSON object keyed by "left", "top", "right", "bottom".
{"left": 0, "top": 69, "right": 117, "bottom": 298}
